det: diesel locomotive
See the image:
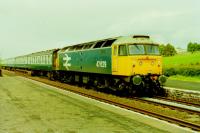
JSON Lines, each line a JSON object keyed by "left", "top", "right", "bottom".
{"left": 1, "top": 35, "right": 166, "bottom": 96}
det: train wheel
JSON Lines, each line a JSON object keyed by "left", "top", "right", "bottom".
{"left": 116, "top": 80, "right": 129, "bottom": 96}
{"left": 47, "top": 72, "right": 54, "bottom": 80}
{"left": 129, "top": 84, "right": 137, "bottom": 96}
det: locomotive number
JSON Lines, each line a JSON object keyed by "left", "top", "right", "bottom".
{"left": 96, "top": 61, "right": 107, "bottom": 68}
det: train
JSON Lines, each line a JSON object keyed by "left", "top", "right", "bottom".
{"left": 1, "top": 35, "right": 166, "bottom": 96}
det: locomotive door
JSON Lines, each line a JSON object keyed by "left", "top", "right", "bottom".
{"left": 79, "top": 51, "right": 83, "bottom": 70}
{"left": 112, "top": 45, "right": 118, "bottom": 72}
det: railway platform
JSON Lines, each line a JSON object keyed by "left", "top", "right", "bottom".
{"left": 0, "top": 74, "right": 195, "bottom": 133}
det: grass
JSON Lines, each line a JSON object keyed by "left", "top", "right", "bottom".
{"left": 163, "top": 51, "right": 200, "bottom": 68}
{"left": 165, "top": 79, "right": 200, "bottom": 91}
{"left": 168, "top": 75, "right": 200, "bottom": 83}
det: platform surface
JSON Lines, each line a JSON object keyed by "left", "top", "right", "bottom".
{"left": 0, "top": 75, "right": 195, "bottom": 133}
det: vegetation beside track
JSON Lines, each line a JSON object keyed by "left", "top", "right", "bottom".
{"left": 163, "top": 52, "right": 200, "bottom": 68}
{"left": 164, "top": 79, "right": 200, "bottom": 91}
{"left": 163, "top": 52, "right": 200, "bottom": 90}
{"left": 163, "top": 52, "right": 200, "bottom": 77}
{"left": 168, "top": 75, "right": 200, "bottom": 83}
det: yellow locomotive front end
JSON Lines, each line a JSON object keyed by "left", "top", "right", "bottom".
{"left": 112, "top": 35, "right": 166, "bottom": 96}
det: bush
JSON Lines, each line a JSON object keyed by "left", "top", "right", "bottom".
{"left": 164, "top": 67, "right": 200, "bottom": 77}
{"left": 164, "top": 68, "right": 177, "bottom": 76}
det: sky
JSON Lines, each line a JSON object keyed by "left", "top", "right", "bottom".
{"left": 0, "top": 0, "right": 200, "bottom": 58}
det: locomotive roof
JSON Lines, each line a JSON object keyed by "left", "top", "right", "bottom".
{"left": 113, "top": 36, "right": 159, "bottom": 45}
{"left": 59, "top": 37, "right": 119, "bottom": 52}
{"left": 59, "top": 35, "right": 158, "bottom": 52}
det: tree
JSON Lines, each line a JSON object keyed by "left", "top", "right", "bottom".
{"left": 159, "top": 44, "right": 165, "bottom": 55}
{"left": 165, "top": 43, "right": 177, "bottom": 56}
{"left": 187, "top": 42, "right": 200, "bottom": 53}
{"left": 159, "top": 43, "right": 177, "bottom": 56}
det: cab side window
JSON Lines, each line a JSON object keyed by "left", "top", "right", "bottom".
{"left": 113, "top": 46, "right": 117, "bottom": 56}
{"left": 118, "top": 45, "right": 127, "bottom": 56}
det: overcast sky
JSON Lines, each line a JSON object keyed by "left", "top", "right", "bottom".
{"left": 0, "top": 0, "right": 199, "bottom": 58}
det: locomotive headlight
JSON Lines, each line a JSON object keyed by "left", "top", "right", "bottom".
{"left": 132, "top": 75, "right": 142, "bottom": 85}
{"left": 158, "top": 75, "right": 167, "bottom": 84}
{"left": 151, "top": 61, "right": 155, "bottom": 65}
{"left": 139, "top": 61, "right": 142, "bottom": 66}
{"left": 158, "top": 61, "right": 161, "bottom": 67}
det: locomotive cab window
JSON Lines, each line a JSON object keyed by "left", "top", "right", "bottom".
{"left": 129, "top": 44, "right": 145, "bottom": 55}
{"left": 128, "top": 44, "right": 160, "bottom": 55}
{"left": 146, "top": 45, "right": 160, "bottom": 55}
{"left": 118, "top": 45, "right": 127, "bottom": 56}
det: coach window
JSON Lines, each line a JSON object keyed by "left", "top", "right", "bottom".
{"left": 38, "top": 56, "right": 40, "bottom": 64}
{"left": 47, "top": 55, "right": 49, "bottom": 64}
{"left": 44, "top": 55, "right": 46, "bottom": 64}
{"left": 44, "top": 56, "right": 46, "bottom": 64}
{"left": 118, "top": 45, "right": 127, "bottom": 56}
{"left": 37, "top": 56, "right": 38, "bottom": 64}
{"left": 37, "top": 56, "right": 40, "bottom": 64}
{"left": 40, "top": 56, "right": 42, "bottom": 64}
{"left": 37, "top": 56, "right": 39, "bottom": 64}
{"left": 43, "top": 56, "right": 45, "bottom": 64}
{"left": 39, "top": 56, "right": 40, "bottom": 64}
{"left": 42, "top": 56, "right": 44, "bottom": 64}
{"left": 46, "top": 55, "right": 48, "bottom": 64}
{"left": 48, "top": 55, "right": 50, "bottom": 64}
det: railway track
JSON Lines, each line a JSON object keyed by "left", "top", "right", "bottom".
{"left": 155, "top": 96, "right": 200, "bottom": 108}
{"left": 136, "top": 97, "right": 200, "bottom": 115}
{"left": 2, "top": 69, "right": 200, "bottom": 131}
{"left": 25, "top": 77, "right": 200, "bottom": 131}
